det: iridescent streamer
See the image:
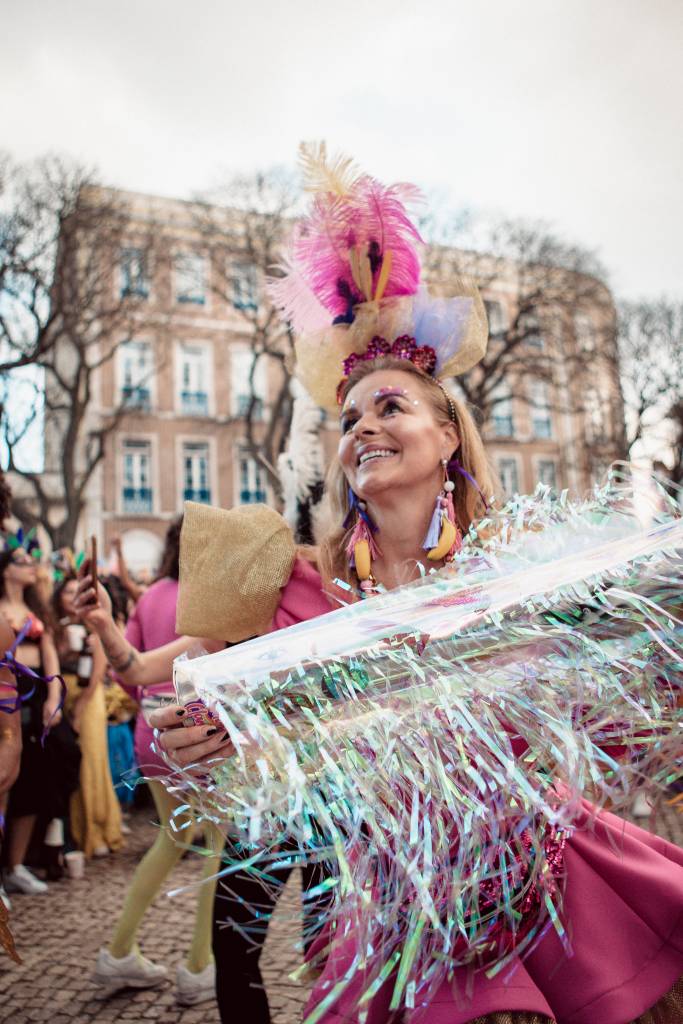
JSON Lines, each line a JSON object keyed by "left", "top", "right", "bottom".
{"left": 164, "top": 471, "right": 682, "bottom": 1018}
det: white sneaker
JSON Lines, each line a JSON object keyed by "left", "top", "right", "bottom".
{"left": 0, "top": 884, "right": 11, "bottom": 910}
{"left": 176, "top": 961, "right": 216, "bottom": 1006}
{"left": 92, "top": 845, "right": 110, "bottom": 858}
{"left": 5, "top": 865, "right": 48, "bottom": 895}
{"left": 93, "top": 947, "right": 167, "bottom": 997}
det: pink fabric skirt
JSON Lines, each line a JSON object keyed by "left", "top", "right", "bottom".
{"left": 305, "top": 804, "right": 683, "bottom": 1024}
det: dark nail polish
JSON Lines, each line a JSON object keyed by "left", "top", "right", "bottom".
{"left": 221, "top": 731, "right": 229, "bottom": 740}
{"left": 175, "top": 708, "right": 186, "bottom": 717}
{"left": 206, "top": 727, "right": 218, "bottom": 736}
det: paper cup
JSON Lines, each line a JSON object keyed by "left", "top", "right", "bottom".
{"left": 64, "top": 850, "right": 85, "bottom": 879}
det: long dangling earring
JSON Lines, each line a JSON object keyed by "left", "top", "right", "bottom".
{"left": 423, "top": 458, "right": 462, "bottom": 562}
{"left": 345, "top": 488, "right": 381, "bottom": 590}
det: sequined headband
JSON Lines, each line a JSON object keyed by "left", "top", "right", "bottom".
{"left": 336, "top": 333, "right": 458, "bottom": 424}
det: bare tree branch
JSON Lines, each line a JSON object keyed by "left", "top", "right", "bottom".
{"left": 0, "top": 153, "right": 163, "bottom": 548}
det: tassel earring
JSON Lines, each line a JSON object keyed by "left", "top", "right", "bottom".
{"left": 424, "top": 459, "right": 462, "bottom": 562}
{"left": 345, "top": 488, "right": 381, "bottom": 590}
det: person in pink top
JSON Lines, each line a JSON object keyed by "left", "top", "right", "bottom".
{"left": 92, "top": 519, "right": 223, "bottom": 1008}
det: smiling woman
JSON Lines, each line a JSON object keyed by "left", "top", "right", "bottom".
{"left": 318, "top": 356, "right": 494, "bottom": 592}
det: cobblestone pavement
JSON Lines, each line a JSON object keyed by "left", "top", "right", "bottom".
{"left": 1, "top": 799, "right": 681, "bottom": 1024}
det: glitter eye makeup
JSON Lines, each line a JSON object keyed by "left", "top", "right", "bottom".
{"left": 372, "top": 387, "right": 409, "bottom": 403}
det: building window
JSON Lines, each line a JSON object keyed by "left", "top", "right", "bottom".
{"left": 119, "top": 340, "right": 153, "bottom": 409}
{"left": 490, "top": 380, "right": 514, "bottom": 437}
{"left": 231, "top": 348, "right": 266, "bottom": 419}
{"left": 175, "top": 253, "right": 207, "bottom": 305}
{"left": 120, "top": 248, "right": 149, "bottom": 299}
{"left": 574, "top": 312, "right": 595, "bottom": 353}
{"left": 498, "top": 457, "right": 519, "bottom": 497}
{"left": 484, "top": 299, "right": 507, "bottom": 336}
{"left": 529, "top": 380, "right": 552, "bottom": 439}
{"left": 232, "top": 263, "right": 258, "bottom": 311}
{"left": 584, "top": 386, "right": 604, "bottom": 443}
{"left": 122, "top": 440, "right": 153, "bottom": 514}
{"left": 520, "top": 310, "right": 544, "bottom": 349}
{"left": 182, "top": 441, "right": 211, "bottom": 503}
{"left": 178, "top": 343, "right": 210, "bottom": 416}
{"left": 239, "top": 450, "right": 267, "bottom": 504}
{"left": 537, "top": 459, "right": 557, "bottom": 491}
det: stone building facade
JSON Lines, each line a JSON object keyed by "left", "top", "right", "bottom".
{"left": 70, "top": 189, "right": 623, "bottom": 572}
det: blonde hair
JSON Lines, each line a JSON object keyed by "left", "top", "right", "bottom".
{"left": 315, "top": 357, "right": 496, "bottom": 588}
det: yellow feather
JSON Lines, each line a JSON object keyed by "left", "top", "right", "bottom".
{"left": 359, "top": 248, "right": 373, "bottom": 302}
{"left": 373, "top": 249, "right": 393, "bottom": 303}
{"left": 348, "top": 246, "right": 363, "bottom": 293}
{"left": 299, "top": 141, "right": 361, "bottom": 197}
{"left": 427, "top": 518, "right": 457, "bottom": 561}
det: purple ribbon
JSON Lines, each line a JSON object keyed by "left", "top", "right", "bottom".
{"left": 0, "top": 617, "right": 67, "bottom": 744}
{"left": 343, "top": 487, "right": 379, "bottom": 533}
{"left": 448, "top": 458, "right": 491, "bottom": 511}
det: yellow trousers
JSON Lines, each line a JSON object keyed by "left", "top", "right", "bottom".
{"left": 109, "top": 779, "right": 223, "bottom": 972}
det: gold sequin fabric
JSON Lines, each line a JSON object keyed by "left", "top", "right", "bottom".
{"left": 466, "top": 1015, "right": 553, "bottom": 1024}
{"left": 177, "top": 500, "right": 296, "bottom": 642}
{"left": 465, "top": 974, "right": 683, "bottom": 1024}
{"left": 631, "top": 974, "right": 683, "bottom": 1024}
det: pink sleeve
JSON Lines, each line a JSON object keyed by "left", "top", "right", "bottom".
{"left": 270, "top": 558, "right": 333, "bottom": 632}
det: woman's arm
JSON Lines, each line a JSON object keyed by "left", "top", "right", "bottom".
{"left": 40, "top": 630, "right": 63, "bottom": 727}
{"left": 112, "top": 535, "right": 145, "bottom": 603}
{"left": 0, "top": 617, "right": 21, "bottom": 794}
{"left": 73, "top": 564, "right": 221, "bottom": 687}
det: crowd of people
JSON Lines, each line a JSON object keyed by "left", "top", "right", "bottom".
{"left": 0, "top": 496, "right": 222, "bottom": 1006}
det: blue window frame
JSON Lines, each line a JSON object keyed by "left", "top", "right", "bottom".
{"left": 120, "top": 248, "right": 149, "bottom": 299}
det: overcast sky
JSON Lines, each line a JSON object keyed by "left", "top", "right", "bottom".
{"left": 2, "top": 0, "right": 681, "bottom": 299}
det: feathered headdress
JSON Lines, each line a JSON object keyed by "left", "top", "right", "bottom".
{"left": 1, "top": 527, "right": 42, "bottom": 560}
{"left": 268, "top": 142, "right": 488, "bottom": 411}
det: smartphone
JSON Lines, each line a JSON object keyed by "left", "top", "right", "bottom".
{"left": 90, "top": 535, "right": 98, "bottom": 594}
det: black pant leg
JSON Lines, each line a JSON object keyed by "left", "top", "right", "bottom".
{"left": 213, "top": 843, "right": 293, "bottom": 1024}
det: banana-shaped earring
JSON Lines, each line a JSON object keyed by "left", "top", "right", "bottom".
{"left": 424, "top": 459, "right": 462, "bottom": 563}
{"left": 345, "top": 492, "right": 381, "bottom": 593}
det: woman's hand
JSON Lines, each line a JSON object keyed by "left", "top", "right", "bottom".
{"left": 73, "top": 559, "right": 114, "bottom": 634}
{"left": 42, "top": 695, "right": 63, "bottom": 729}
{"left": 148, "top": 703, "right": 235, "bottom": 770}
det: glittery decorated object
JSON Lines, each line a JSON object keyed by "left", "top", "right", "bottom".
{"left": 338, "top": 335, "right": 437, "bottom": 404}
{"left": 267, "top": 144, "right": 488, "bottom": 413}
{"left": 166, "top": 470, "right": 683, "bottom": 1020}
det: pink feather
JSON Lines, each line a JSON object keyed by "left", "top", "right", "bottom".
{"left": 270, "top": 156, "right": 425, "bottom": 330}
{"left": 345, "top": 516, "right": 382, "bottom": 566}
{"left": 352, "top": 178, "right": 423, "bottom": 299}
{"left": 266, "top": 256, "right": 330, "bottom": 335}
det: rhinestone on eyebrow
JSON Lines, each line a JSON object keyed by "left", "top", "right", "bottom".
{"left": 373, "top": 387, "right": 408, "bottom": 403}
